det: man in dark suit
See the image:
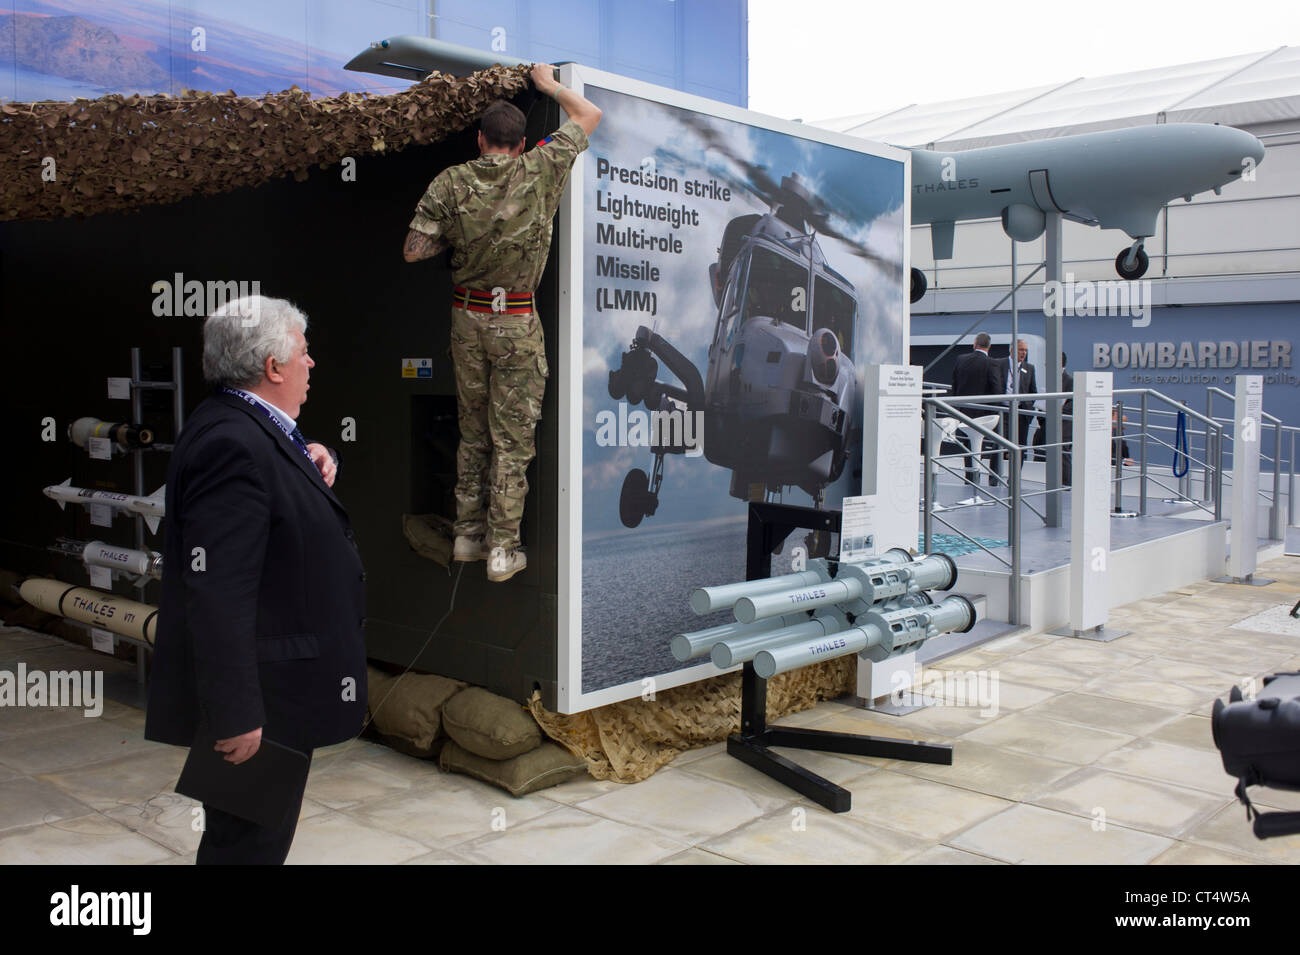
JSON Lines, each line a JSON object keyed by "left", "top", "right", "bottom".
{"left": 145, "top": 295, "right": 367, "bottom": 865}
{"left": 1000, "top": 338, "right": 1038, "bottom": 471}
{"left": 950, "top": 332, "right": 1005, "bottom": 489}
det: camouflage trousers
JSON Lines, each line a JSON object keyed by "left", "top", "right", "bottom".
{"left": 449, "top": 306, "right": 548, "bottom": 550}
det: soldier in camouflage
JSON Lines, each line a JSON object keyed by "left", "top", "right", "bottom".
{"left": 404, "top": 63, "right": 601, "bottom": 582}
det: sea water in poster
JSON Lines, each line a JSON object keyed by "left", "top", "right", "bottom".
{"left": 579, "top": 84, "right": 905, "bottom": 696}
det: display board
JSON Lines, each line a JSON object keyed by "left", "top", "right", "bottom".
{"left": 556, "top": 65, "right": 908, "bottom": 712}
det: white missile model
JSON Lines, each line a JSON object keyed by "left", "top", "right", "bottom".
{"left": 43, "top": 479, "right": 166, "bottom": 534}
{"left": 82, "top": 541, "right": 164, "bottom": 582}
{"left": 19, "top": 578, "right": 159, "bottom": 645}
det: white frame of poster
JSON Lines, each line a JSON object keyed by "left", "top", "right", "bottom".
{"left": 555, "top": 63, "right": 911, "bottom": 714}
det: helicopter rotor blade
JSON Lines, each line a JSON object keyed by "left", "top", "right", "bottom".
{"left": 673, "top": 111, "right": 786, "bottom": 206}
{"left": 806, "top": 212, "right": 902, "bottom": 276}
{"left": 638, "top": 113, "right": 904, "bottom": 278}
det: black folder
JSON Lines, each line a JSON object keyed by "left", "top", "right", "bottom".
{"left": 176, "top": 732, "right": 310, "bottom": 829}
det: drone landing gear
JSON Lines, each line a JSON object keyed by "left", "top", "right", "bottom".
{"left": 1115, "top": 239, "right": 1149, "bottom": 280}
{"left": 910, "top": 267, "right": 928, "bottom": 304}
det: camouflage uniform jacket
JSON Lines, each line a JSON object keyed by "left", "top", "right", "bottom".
{"left": 409, "top": 118, "right": 589, "bottom": 293}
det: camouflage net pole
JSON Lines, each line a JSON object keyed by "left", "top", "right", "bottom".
{"left": 0, "top": 64, "right": 532, "bottom": 222}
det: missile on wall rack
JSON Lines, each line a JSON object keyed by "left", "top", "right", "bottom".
{"left": 82, "top": 540, "right": 163, "bottom": 582}
{"left": 49, "top": 538, "right": 164, "bottom": 585}
{"left": 43, "top": 479, "right": 166, "bottom": 534}
{"left": 68, "top": 417, "right": 154, "bottom": 451}
{"left": 18, "top": 577, "right": 159, "bottom": 645}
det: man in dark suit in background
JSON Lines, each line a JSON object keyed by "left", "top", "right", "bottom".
{"left": 1000, "top": 338, "right": 1038, "bottom": 472}
{"left": 145, "top": 295, "right": 367, "bottom": 864}
{"left": 950, "top": 332, "right": 1005, "bottom": 490}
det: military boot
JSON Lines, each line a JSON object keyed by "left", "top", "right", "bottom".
{"left": 454, "top": 534, "right": 489, "bottom": 562}
{"left": 487, "top": 546, "right": 526, "bottom": 582}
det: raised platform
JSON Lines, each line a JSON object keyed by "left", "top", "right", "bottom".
{"left": 928, "top": 469, "right": 1239, "bottom": 631}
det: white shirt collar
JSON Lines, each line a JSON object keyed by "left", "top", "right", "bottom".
{"left": 234, "top": 389, "right": 297, "bottom": 434}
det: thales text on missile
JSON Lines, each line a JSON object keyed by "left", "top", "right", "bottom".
{"left": 43, "top": 479, "right": 166, "bottom": 534}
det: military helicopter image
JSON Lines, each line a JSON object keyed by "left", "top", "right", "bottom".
{"left": 607, "top": 161, "right": 896, "bottom": 532}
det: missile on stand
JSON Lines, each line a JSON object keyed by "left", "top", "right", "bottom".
{"left": 688, "top": 569, "right": 829, "bottom": 615}
{"left": 752, "top": 595, "right": 977, "bottom": 678}
{"left": 673, "top": 591, "right": 937, "bottom": 669}
{"left": 856, "top": 595, "right": 977, "bottom": 663}
{"left": 674, "top": 551, "right": 973, "bottom": 679}
{"left": 733, "top": 552, "right": 957, "bottom": 623}
{"left": 671, "top": 614, "right": 810, "bottom": 662}
{"left": 710, "top": 610, "right": 848, "bottom": 668}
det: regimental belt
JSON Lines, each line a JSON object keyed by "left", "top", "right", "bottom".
{"left": 452, "top": 285, "right": 535, "bottom": 315}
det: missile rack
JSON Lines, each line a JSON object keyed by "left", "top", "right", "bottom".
{"left": 48, "top": 347, "right": 184, "bottom": 688}
{"left": 721, "top": 502, "right": 955, "bottom": 814}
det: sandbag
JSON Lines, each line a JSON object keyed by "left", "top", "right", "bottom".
{"left": 442, "top": 686, "right": 542, "bottom": 760}
{"left": 401, "top": 513, "right": 454, "bottom": 567}
{"left": 366, "top": 667, "right": 465, "bottom": 759}
{"left": 439, "top": 740, "right": 588, "bottom": 796}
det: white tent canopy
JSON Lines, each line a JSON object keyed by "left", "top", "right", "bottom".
{"left": 818, "top": 46, "right": 1300, "bottom": 150}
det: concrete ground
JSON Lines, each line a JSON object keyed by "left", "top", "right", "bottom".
{"left": 2, "top": 554, "right": 1299, "bottom": 865}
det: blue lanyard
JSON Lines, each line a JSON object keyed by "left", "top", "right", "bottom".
{"left": 219, "top": 387, "right": 313, "bottom": 461}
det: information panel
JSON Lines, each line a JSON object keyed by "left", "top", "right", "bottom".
{"left": 557, "top": 65, "right": 908, "bottom": 712}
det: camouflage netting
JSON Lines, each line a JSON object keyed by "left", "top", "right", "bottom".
{"left": 529, "top": 657, "right": 856, "bottom": 783}
{"left": 0, "top": 64, "right": 532, "bottom": 222}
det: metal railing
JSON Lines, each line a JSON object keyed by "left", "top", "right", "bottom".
{"left": 917, "top": 385, "right": 1278, "bottom": 624}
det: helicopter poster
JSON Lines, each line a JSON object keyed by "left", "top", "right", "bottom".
{"left": 556, "top": 66, "right": 909, "bottom": 713}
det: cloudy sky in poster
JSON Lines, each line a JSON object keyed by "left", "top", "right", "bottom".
{"left": 580, "top": 84, "right": 905, "bottom": 536}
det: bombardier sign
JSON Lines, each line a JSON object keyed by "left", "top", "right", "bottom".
{"left": 1094, "top": 340, "right": 1292, "bottom": 370}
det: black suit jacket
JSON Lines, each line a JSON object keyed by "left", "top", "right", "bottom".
{"left": 950, "top": 350, "right": 1004, "bottom": 416}
{"left": 145, "top": 392, "right": 367, "bottom": 751}
{"left": 1000, "top": 358, "right": 1037, "bottom": 397}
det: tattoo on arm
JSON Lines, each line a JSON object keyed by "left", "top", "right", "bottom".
{"left": 403, "top": 230, "right": 446, "bottom": 262}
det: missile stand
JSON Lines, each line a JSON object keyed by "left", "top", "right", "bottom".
{"left": 728, "top": 502, "right": 953, "bottom": 813}
{"left": 41, "top": 348, "right": 183, "bottom": 695}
